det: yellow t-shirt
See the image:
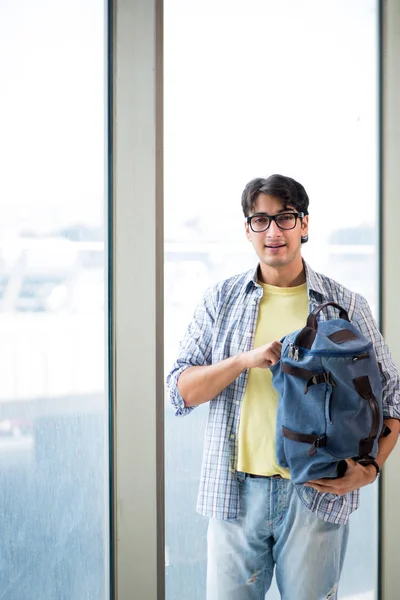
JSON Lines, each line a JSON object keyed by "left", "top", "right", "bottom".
{"left": 237, "top": 281, "right": 309, "bottom": 477}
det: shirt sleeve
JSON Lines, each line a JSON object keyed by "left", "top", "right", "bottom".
{"left": 355, "top": 295, "right": 400, "bottom": 420}
{"left": 165, "top": 285, "right": 217, "bottom": 417}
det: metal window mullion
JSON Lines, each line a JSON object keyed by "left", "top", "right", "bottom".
{"left": 112, "top": 0, "right": 164, "bottom": 598}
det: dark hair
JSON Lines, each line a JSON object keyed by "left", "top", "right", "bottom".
{"left": 241, "top": 174, "right": 309, "bottom": 217}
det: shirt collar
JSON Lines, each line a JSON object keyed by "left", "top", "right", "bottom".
{"left": 244, "top": 260, "right": 328, "bottom": 301}
{"left": 244, "top": 265, "right": 262, "bottom": 292}
{"left": 303, "top": 260, "right": 328, "bottom": 301}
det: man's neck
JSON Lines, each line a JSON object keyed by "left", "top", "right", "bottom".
{"left": 258, "top": 261, "right": 306, "bottom": 288}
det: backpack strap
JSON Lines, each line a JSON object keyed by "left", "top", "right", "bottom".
{"left": 307, "top": 302, "right": 350, "bottom": 330}
{"left": 282, "top": 427, "right": 327, "bottom": 457}
{"left": 281, "top": 362, "right": 315, "bottom": 380}
{"left": 304, "top": 372, "right": 336, "bottom": 394}
{"left": 354, "top": 375, "right": 380, "bottom": 457}
{"left": 295, "top": 302, "right": 350, "bottom": 349}
{"left": 281, "top": 363, "right": 336, "bottom": 393}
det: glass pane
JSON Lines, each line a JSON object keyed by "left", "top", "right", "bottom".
{"left": 164, "top": 1, "right": 379, "bottom": 599}
{"left": 0, "top": 1, "right": 109, "bottom": 598}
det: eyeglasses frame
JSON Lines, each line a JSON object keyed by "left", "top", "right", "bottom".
{"left": 246, "top": 211, "right": 305, "bottom": 233}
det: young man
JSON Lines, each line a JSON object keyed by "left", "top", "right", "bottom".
{"left": 166, "top": 174, "right": 400, "bottom": 600}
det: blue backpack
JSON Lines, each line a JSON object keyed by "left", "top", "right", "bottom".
{"left": 270, "top": 301, "right": 386, "bottom": 484}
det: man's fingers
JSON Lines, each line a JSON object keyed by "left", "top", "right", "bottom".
{"left": 267, "top": 341, "right": 282, "bottom": 362}
{"left": 270, "top": 341, "right": 282, "bottom": 353}
{"left": 307, "top": 478, "right": 337, "bottom": 487}
{"left": 266, "top": 351, "right": 280, "bottom": 365}
{"left": 254, "top": 341, "right": 283, "bottom": 368}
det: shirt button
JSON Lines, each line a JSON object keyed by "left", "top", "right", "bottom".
{"left": 230, "top": 434, "right": 235, "bottom": 440}
{"left": 235, "top": 400, "right": 240, "bottom": 405}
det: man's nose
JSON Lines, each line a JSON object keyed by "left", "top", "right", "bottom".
{"left": 267, "top": 220, "right": 283, "bottom": 236}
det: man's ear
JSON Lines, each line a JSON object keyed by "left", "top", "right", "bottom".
{"left": 301, "top": 215, "right": 309, "bottom": 241}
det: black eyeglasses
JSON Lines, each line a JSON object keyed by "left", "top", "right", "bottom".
{"left": 246, "top": 212, "right": 304, "bottom": 233}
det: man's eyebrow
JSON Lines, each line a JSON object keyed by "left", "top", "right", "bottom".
{"left": 250, "top": 208, "right": 297, "bottom": 216}
{"left": 277, "top": 206, "right": 297, "bottom": 213}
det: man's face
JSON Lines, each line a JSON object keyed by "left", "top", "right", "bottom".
{"left": 244, "top": 193, "right": 308, "bottom": 269}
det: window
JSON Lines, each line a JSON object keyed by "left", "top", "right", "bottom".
{"left": 164, "top": 1, "right": 379, "bottom": 598}
{"left": 0, "top": 1, "right": 109, "bottom": 597}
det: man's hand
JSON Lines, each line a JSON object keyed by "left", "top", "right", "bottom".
{"left": 241, "top": 341, "right": 282, "bottom": 370}
{"left": 304, "top": 458, "right": 377, "bottom": 496}
{"left": 178, "top": 339, "right": 282, "bottom": 407}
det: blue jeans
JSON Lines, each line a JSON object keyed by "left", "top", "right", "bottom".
{"left": 206, "top": 473, "right": 349, "bottom": 600}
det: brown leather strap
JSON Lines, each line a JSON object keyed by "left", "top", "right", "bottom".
{"left": 358, "top": 437, "right": 374, "bottom": 456}
{"left": 282, "top": 427, "right": 327, "bottom": 457}
{"left": 306, "top": 302, "right": 350, "bottom": 330}
{"left": 328, "top": 329, "right": 358, "bottom": 344}
{"left": 295, "top": 326, "right": 317, "bottom": 349}
{"left": 282, "top": 363, "right": 336, "bottom": 394}
{"left": 353, "top": 375, "right": 380, "bottom": 456}
{"left": 353, "top": 352, "right": 370, "bottom": 362}
{"left": 281, "top": 362, "right": 315, "bottom": 380}
{"left": 305, "top": 372, "right": 336, "bottom": 394}
{"left": 380, "top": 424, "right": 391, "bottom": 438}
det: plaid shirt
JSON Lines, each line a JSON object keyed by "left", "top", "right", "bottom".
{"left": 166, "top": 262, "right": 400, "bottom": 524}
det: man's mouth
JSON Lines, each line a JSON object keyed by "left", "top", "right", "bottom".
{"left": 265, "top": 244, "right": 286, "bottom": 249}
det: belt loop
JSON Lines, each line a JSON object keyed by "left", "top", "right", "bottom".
{"left": 235, "top": 471, "right": 246, "bottom": 484}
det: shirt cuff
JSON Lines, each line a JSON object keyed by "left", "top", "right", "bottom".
{"left": 166, "top": 364, "right": 195, "bottom": 417}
